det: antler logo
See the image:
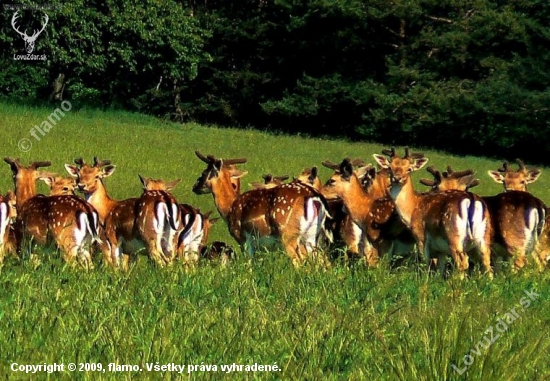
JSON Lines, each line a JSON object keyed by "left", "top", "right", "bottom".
{"left": 11, "top": 11, "right": 49, "bottom": 54}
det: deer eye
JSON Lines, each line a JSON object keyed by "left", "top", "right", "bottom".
{"left": 63, "top": 187, "right": 69, "bottom": 192}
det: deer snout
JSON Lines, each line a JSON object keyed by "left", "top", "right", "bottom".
{"left": 77, "top": 183, "right": 88, "bottom": 191}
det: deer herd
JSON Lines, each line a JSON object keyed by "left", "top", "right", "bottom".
{"left": 0, "top": 148, "right": 547, "bottom": 279}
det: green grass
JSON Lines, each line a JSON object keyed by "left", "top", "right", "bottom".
{"left": 0, "top": 101, "right": 549, "bottom": 380}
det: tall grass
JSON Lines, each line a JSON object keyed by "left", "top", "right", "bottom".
{"left": 0, "top": 102, "right": 548, "bottom": 380}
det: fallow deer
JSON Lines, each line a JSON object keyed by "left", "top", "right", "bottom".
{"left": 175, "top": 206, "right": 220, "bottom": 265}
{"left": 487, "top": 159, "right": 541, "bottom": 192}
{"left": 0, "top": 191, "right": 17, "bottom": 263}
{"left": 298, "top": 165, "right": 365, "bottom": 260}
{"left": 373, "top": 149, "right": 493, "bottom": 278}
{"left": 420, "top": 166, "right": 480, "bottom": 192}
{"left": 192, "top": 151, "right": 332, "bottom": 266}
{"left": 4, "top": 158, "right": 100, "bottom": 268}
{"left": 65, "top": 158, "right": 181, "bottom": 267}
{"left": 484, "top": 160, "right": 546, "bottom": 270}
{"left": 40, "top": 176, "right": 77, "bottom": 196}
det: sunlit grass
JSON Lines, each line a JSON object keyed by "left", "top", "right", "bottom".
{"left": 0, "top": 101, "right": 548, "bottom": 380}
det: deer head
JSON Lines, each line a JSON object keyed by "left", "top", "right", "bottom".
{"left": 65, "top": 156, "right": 116, "bottom": 195}
{"left": 487, "top": 159, "right": 541, "bottom": 192}
{"left": 138, "top": 175, "right": 182, "bottom": 192}
{"left": 4, "top": 157, "right": 53, "bottom": 205}
{"left": 192, "top": 151, "right": 248, "bottom": 195}
{"left": 321, "top": 158, "right": 373, "bottom": 201}
{"left": 373, "top": 147, "right": 428, "bottom": 185}
{"left": 11, "top": 11, "right": 49, "bottom": 54}
{"left": 39, "top": 175, "right": 77, "bottom": 196}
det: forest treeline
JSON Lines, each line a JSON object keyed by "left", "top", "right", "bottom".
{"left": 1, "top": 0, "right": 549, "bottom": 163}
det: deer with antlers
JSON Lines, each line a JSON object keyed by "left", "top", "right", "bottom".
{"left": 420, "top": 166, "right": 480, "bottom": 192}
{"left": 65, "top": 158, "right": 181, "bottom": 267}
{"left": 192, "top": 151, "right": 332, "bottom": 266}
{"left": 483, "top": 160, "right": 547, "bottom": 271}
{"left": 298, "top": 164, "right": 367, "bottom": 260}
{"left": 372, "top": 148, "right": 493, "bottom": 278}
{"left": 4, "top": 158, "right": 100, "bottom": 268}
{"left": 487, "top": 159, "right": 541, "bottom": 192}
{"left": 320, "top": 159, "right": 417, "bottom": 265}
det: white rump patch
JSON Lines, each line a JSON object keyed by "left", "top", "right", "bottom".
{"left": 181, "top": 214, "right": 204, "bottom": 253}
{"left": 155, "top": 202, "right": 167, "bottom": 233}
{"left": 524, "top": 208, "right": 540, "bottom": 253}
{"left": 0, "top": 203, "right": 8, "bottom": 245}
{"left": 74, "top": 212, "right": 89, "bottom": 246}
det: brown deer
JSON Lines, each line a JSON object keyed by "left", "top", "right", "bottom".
{"left": 372, "top": 149, "right": 493, "bottom": 278}
{"left": 175, "top": 206, "right": 219, "bottom": 264}
{"left": 192, "top": 151, "right": 332, "bottom": 266}
{"left": 0, "top": 191, "right": 17, "bottom": 263}
{"left": 487, "top": 159, "right": 541, "bottom": 192}
{"left": 4, "top": 158, "right": 100, "bottom": 268}
{"left": 40, "top": 176, "right": 77, "bottom": 196}
{"left": 484, "top": 161, "right": 546, "bottom": 270}
{"left": 65, "top": 158, "right": 181, "bottom": 267}
{"left": 420, "top": 166, "right": 480, "bottom": 192}
{"left": 298, "top": 164, "right": 367, "bottom": 260}
{"left": 320, "top": 159, "right": 417, "bottom": 265}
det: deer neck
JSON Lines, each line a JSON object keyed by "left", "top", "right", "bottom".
{"left": 340, "top": 176, "right": 373, "bottom": 226}
{"left": 85, "top": 182, "right": 117, "bottom": 222}
{"left": 389, "top": 178, "right": 420, "bottom": 227}
{"left": 211, "top": 178, "right": 239, "bottom": 222}
{"left": 15, "top": 180, "right": 37, "bottom": 208}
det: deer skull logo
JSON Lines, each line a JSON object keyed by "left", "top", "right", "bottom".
{"left": 11, "top": 11, "right": 49, "bottom": 54}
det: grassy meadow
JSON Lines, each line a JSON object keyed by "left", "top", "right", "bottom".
{"left": 0, "top": 101, "right": 549, "bottom": 380}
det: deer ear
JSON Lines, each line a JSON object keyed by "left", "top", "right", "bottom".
{"left": 487, "top": 170, "right": 504, "bottom": 183}
{"left": 341, "top": 162, "right": 354, "bottom": 180}
{"left": 526, "top": 169, "right": 541, "bottom": 184}
{"left": 230, "top": 170, "right": 248, "bottom": 179}
{"left": 355, "top": 165, "right": 372, "bottom": 180}
{"left": 102, "top": 165, "right": 116, "bottom": 177}
{"left": 39, "top": 176, "right": 55, "bottom": 188}
{"left": 65, "top": 164, "right": 79, "bottom": 178}
{"left": 165, "top": 179, "right": 182, "bottom": 191}
{"left": 373, "top": 154, "right": 390, "bottom": 169}
{"left": 412, "top": 157, "right": 429, "bottom": 171}
{"left": 138, "top": 174, "right": 148, "bottom": 189}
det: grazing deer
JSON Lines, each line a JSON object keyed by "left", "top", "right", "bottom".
{"left": 484, "top": 161, "right": 546, "bottom": 271}
{"left": 373, "top": 149, "right": 493, "bottom": 278}
{"left": 201, "top": 241, "right": 235, "bottom": 266}
{"left": 249, "top": 174, "right": 290, "bottom": 190}
{"left": 0, "top": 191, "right": 17, "bottom": 263}
{"left": 192, "top": 151, "right": 332, "bottom": 266}
{"left": 65, "top": 158, "right": 181, "bottom": 267}
{"left": 4, "top": 158, "right": 100, "bottom": 268}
